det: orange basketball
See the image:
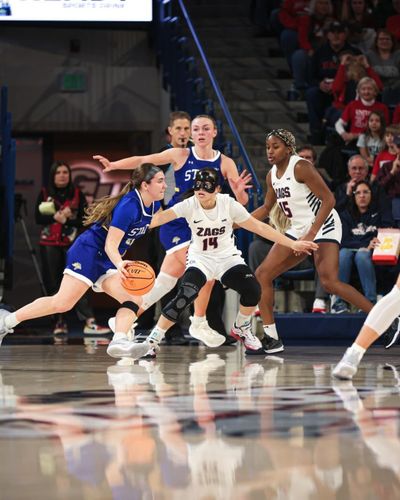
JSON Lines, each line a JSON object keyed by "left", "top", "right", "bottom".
{"left": 121, "top": 261, "right": 155, "bottom": 295}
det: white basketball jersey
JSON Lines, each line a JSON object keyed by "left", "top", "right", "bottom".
{"left": 173, "top": 193, "right": 249, "bottom": 258}
{"left": 271, "top": 154, "right": 341, "bottom": 242}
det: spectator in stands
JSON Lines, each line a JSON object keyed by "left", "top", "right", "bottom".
{"left": 276, "top": 0, "right": 310, "bottom": 67}
{"left": 357, "top": 110, "right": 386, "bottom": 168}
{"left": 366, "top": 29, "right": 400, "bottom": 105}
{"left": 393, "top": 103, "right": 400, "bottom": 124}
{"left": 335, "top": 77, "right": 390, "bottom": 145}
{"left": 331, "top": 179, "right": 394, "bottom": 312}
{"left": 340, "top": 0, "right": 377, "bottom": 51}
{"left": 371, "top": 124, "right": 400, "bottom": 181}
{"left": 376, "top": 135, "right": 400, "bottom": 224}
{"left": 36, "top": 161, "right": 110, "bottom": 335}
{"left": 304, "top": 21, "right": 362, "bottom": 144}
{"left": 291, "top": 0, "right": 335, "bottom": 93}
{"left": 386, "top": 0, "right": 400, "bottom": 41}
{"left": 335, "top": 154, "right": 391, "bottom": 212}
{"left": 324, "top": 52, "right": 383, "bottom": 127}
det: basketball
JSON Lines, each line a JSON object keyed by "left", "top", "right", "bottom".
{"left": 121, "top": 261, "right": 155, "bottom": 295}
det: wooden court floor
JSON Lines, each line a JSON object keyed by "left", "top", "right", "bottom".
{"left": 0, "top": 343, "right": 400, "bottom": 499}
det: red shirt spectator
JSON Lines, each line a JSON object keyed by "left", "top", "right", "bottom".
{"left": 335, "top": 77, "right": 389, "bottom": 142}
{"left": 297, "top": 0, "right": 334, "bottom": 52}
{"left": 341, "top": 100, "right": 389, "bottom": 133}
{"left": 371, "top": 125, "right": 400, "bottom": 181}
{"left": 332, "top": 54, "right": 383, "bottom": 110}
{"left": 371, "top": 150, "right": 397, "bottom": 178}
{"left": 278, "top": 0, "right": 309, "bottom": 30}
{"left": 386, "top": 14, "right": 400, "bottom": 41}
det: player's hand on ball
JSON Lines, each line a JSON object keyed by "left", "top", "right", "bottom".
{"left": 117, "top": 260, "right": 135, "bottom": 278}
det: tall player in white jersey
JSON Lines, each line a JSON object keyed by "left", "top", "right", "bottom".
{"left": 125, "top": 168, "right": 318, "bottom": 360}
{"left": 252, "top": 129, "right": 375, "bottom": 355}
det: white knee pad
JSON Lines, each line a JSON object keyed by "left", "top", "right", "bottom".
{"left": 140, "top": 272, "right": 178, "bottom": 311}
{"left": 365, "top": 285, "right": 400, "bottom": 336}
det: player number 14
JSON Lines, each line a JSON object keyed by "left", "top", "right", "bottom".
{"left": 202, "top": 237, "right": 218, "bottom": 251}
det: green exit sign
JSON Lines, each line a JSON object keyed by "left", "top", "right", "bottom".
{"left": 60, "top": 72, "right": 87, "bottom": 92}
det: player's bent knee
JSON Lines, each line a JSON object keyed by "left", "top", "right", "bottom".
{"left": 162, "top": 268, "right": 207, "bottom": 322}
{"left": 255, "top": 265, "right": 272, "bottom": 283}
{"left": 221, "top": 265, "right": 261, "bottom": 306}
{"left": 53, "top": 296, "right": 74, "bottom": 313}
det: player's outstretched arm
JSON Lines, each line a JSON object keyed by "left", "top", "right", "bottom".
{"left": 93, "top": 149, "right": 179, "bottom": 172}
{"left": 239, "top": 216, "right": 319, "bottom": 255}
{"left": 149, "top": 208, "right": 178, "bottom": 229}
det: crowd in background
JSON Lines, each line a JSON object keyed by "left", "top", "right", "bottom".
{"left": 248, "top": 0, "right": 400, "bottom": 313}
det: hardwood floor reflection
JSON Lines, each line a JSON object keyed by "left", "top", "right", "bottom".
{"left": 0, "top": 345, "right": 399, "bottom": 499}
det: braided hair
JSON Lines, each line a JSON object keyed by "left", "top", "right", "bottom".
{"left": 267, "top": 129, "right": 297, "bottom": 154}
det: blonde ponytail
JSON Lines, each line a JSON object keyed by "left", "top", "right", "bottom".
{"left": 83, "top": 181, "right": 133, "bottom": 227}
{"left": 269, "top": 203, "right": 290, "bottom": 233}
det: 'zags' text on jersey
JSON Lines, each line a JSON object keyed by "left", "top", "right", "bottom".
{"left": 196, "top": 227, "right": 226, "bottom": 237}
{"left": 275, "top": 187, "right": 291, "bottom": 199}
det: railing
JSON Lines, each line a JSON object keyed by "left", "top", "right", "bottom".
{"left": 0, "top": 86, "right": 16, "bottom": 290}
{"left": 154, "top": 0, "right": 264, "bottom": 255}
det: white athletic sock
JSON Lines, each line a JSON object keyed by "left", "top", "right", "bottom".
{"left": 236, "top": 311, "right": 252, "bottom": 327}
{"left": 191, "top": 315, "right": 206, "bottom": 324}
{"left": 5, "top": 313, "right": 19, "bottom": 329}
{"left": 112, "top": 332, "right": 127, "bottom": 342}
{"left": 263, "top": 323, "right": 278, "bottom": 340}
{"left": 148, "top": 325, "right": 167, "bottom": 344}
{"left": 350, "top": 343, "right": 366, "bottom": 360}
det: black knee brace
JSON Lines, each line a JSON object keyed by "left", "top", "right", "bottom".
{"left": 162, "top": 267, "right": 207, "bottom": 322}
{"left": 221, "top": 265, "right": 261, "bottom": 307}
{"left": 119, "top": 301, "right": 139, "bottom": 314}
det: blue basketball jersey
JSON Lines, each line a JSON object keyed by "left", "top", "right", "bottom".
{"left": 65, "top": 189, "right": 160, "bottom": 286}
{"left": 168, "top": 147, "right": 223, "bottom": 208}
{"left": 81, "top": 189, "right": 160, "bottom": 255}
{"left": 160, "top": 147, "right": 223, "bottom": 253}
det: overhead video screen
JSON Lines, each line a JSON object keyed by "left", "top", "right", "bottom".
{"left": 0, "top": 0, "right": 152, "bottom": 22}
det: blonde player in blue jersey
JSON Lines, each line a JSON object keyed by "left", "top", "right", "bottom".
{"left": 94, "top": 114, "right": 251, "bottom": 347}
{"left": 123, "top": 167, "right": 318, "bottom": 360}
{"left": 252, "top": 129, "right": 376, "bottom": 355}
{"left": 0, "top": 164, "right": 166, "bottom": 358}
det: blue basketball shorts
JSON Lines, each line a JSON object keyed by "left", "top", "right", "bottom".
{"left": 159, "top": 217, "right": 191, "bottom": 254}
{"left": 64, "top": 237, "right": 117, "bottom": 291}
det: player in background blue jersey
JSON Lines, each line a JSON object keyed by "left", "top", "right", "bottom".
{"left": 94, "top": 115, "right": 252, "bottom": 348}
{"left": 0, "top": 164, "right": 166, "bottom": 358}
